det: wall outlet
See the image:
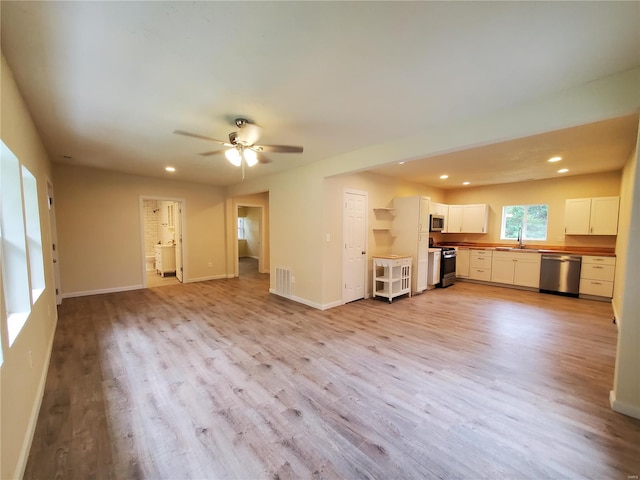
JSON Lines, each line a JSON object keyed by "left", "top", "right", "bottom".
{"left": 28, "top": 350, "right": 33, "bottom": 369}
{"left": 207, "top": 261, "right": 212, "bottom": 267}
{"left": 326, "top": 234, "right": 331, "bottom": 242}
{"left": 291, "top": 276, "right": 296, "bottom": 284}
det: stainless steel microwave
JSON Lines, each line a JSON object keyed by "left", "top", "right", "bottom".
{"left": 430, "top": 214, "right": 445, "bottom": 232}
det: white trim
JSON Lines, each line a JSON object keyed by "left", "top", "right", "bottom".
{"left": 269, "top": 289, "right": 344, "bottom": 311}
{"left": 61, "top": 284, "right": 143, "bottom": 299}
{"left": 610, "top": 390, "right": 640, "bottom": 420}
{"left": 186, "top": 274, "right": 233, "bottom": 282}
{"left": 12, "top": 314, "right": 58, "bottom": 480}
{"left": 612, "top": 299, "right": 620, "bottom": 330}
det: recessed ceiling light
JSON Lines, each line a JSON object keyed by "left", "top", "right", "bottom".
{"left": 548, "top": 156, "right": 562, "bottom": 163}
{"left": 557, "top": 168, "right": 569, "bottom": 173}
{"left": 398, "top": 161, "right": 405, "bottom": 165}
{"left": 165, "top": 166, "right": 176, "bottom": 172}
{"left": 462, "top": 181, "right": 470, "bottom": 185}
{"left": 440, "top": 174, "right": 449, "bottom": 179}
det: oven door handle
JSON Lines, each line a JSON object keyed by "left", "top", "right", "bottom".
{"left": 442, "top": 252, "right": 456, "bottom": 259}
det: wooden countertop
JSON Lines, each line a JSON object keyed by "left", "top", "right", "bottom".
{"left": 438, "top": 243, "right": 616, "bottom": 257}
{"left": 373, "top": 254, "right": 412, "bottom": 259}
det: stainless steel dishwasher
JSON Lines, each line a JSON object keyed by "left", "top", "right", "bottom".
{"left": 539, "top": 254, "right": 582, "bottom": 297}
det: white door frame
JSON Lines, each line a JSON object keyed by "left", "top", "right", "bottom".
{"left": 47, "top": 180, "right": 62, "bottom": 305}
{"left": 342, "top": 189, "right": 368, "bottom": 304}
{"left": 139, "top": 196, "right": 186, "bottom": 286}
{"left": 234, "top": 203, "right": 266, "bottom": 275}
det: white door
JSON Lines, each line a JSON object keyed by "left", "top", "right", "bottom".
{"left": 47, "top": 182, "right": 62, "bottom": 305}
{"left": 343, "top": 191, "right": 367, "bottom": 303}
{"left": 175, "top": 202, "right": 183, "bottom": 282}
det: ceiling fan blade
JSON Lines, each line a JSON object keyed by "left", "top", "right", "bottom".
{"left": 258, "top": 154, "right": 272, "bottom": 164}
{"left": 198, "top": 150, "right": 225, "bottom": 157}
{"left": 174, "top": 130, "right": 229, "bottom": 145}
{"left": 257, "top": 145, "right": 304, "bottom": 153}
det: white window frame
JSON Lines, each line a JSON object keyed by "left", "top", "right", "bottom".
{"left": 1, "top": 141, "right": 46, "bottom": 346}
{"left": 238, "top": 217, "right": 246, "bottom": 240}
{"left": 500, "top": 204, "right": 549, "bottom": 241}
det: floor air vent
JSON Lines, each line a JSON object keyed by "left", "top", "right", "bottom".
{"left": 275, "top": 267, "right": 292, "bottom": 296}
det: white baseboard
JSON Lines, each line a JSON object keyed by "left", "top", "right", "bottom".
{"left": 186, "top": 274, "right": 233, "bottom": 282}
{"left": 61, "top": 284, "right": 143, "bottom": 298}
{"left": 612, "top": 300, "right": 620, "bottom": 330}
{"left": 269, "top": 289, "right": 344, "bottom": 310}
{"left": 13, "top": 314, "right": 58, "bottom": 479}
{"left": 610, "top": 390, "right": 640, "bottom": 420}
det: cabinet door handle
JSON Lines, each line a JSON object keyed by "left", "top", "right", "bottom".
{"left": 593, "top": 266, "right": 604, "bottom": 269}
{"left": 592, "top": 282, "right": 602, "bottom": 285}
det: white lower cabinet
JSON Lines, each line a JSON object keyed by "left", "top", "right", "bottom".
{"left": 491, "top": 251, "right": 541, "bottom": 288}
{"left": 373, "top": 255, "right": 412, "bottom": 303}
{"left": 580, "top": 256, "right": 615, "bottom": 298}
{"left": 155, "top": 245, "right": 176, "bottom": 277}
{"left": 469, "top": 249, "right": 492, "bottom": 281}
{"left": 456, "top": 248, "right": 470, "bottom": 278}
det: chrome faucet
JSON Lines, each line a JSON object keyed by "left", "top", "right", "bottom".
{"left": 517, "top": 226, "right": 524, "bottom": 249}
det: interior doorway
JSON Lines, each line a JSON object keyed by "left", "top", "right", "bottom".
{"left": 140, "top": 196, "right": 185, "bottom": 287}
{"left": 236, "top": 204, "right": 264, "bottom": 277}
{"left": 343, "top": 189, "right": 368, "bottom": 303}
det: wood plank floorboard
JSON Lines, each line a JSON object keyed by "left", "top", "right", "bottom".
{"left": 24, "top": 271, "right": 640, "bottom": 479}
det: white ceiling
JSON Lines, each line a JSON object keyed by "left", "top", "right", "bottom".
{"left": 1, "top": 2, "right": 639, "bottom": 188}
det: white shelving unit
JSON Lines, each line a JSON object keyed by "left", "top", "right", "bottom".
{"left": 372, "top": 207, "right": 396, "bottom": 235}
{"left": 372, "top": 255, "right": 412, "bottom": 303}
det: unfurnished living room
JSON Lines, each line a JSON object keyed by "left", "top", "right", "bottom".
{"left": 1, "top": 2, "right": 640, "bottom": 479}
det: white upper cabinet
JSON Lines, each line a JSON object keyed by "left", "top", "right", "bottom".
{"left": 447, "top": 205, "right": 464, "bottom": 233}
{"left": 446, "top": 204, "right": 488, "bottom": 234}
{"left": 565, "top": 196, "right": 620, "bottom": 235}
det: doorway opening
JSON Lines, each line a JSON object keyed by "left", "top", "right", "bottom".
{"left": 236, "top": 204, "right": 264, "bottom": 277}
{"left": 140, "top": 197, "right": 185, "bottom": 288}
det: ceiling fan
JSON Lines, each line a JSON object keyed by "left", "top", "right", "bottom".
{"left": 174, "top": 118, "right": 303, "bottom": 179}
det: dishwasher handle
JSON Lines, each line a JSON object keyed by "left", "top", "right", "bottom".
{"left": 541, "top": 255, "right": 582, "bottom": 262}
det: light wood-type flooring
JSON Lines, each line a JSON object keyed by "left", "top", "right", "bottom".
{"left": 24, "top": 270, "right": 640, "bottom": 479}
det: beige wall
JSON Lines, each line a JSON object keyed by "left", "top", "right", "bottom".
{"left": 246, "top": 207, "right": 262, "bottom": 258}
{"left": 612, "top": 122, "right": 640, "bottom": 418}
{"left": 440, "top": 171, "right": 621, "bottom": 249}
{"left": 53, "top": 163, "right": 228, "bottom": 295}
{"left": 1, "top": 55, "right": 58, "bottom": 479}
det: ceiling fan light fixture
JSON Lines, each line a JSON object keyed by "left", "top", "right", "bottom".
{"left": 244, "top": 149, "right": 258, "bottom": 167}
{"left": 225, "top": 148, "right": 242, "bottom": 166}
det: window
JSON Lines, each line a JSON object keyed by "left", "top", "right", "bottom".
{"left": 1, "top": 140, "right": 45, "bottom": 345}
{"left": 501, "top": 204, "right": 548, "bottom": 241}
{"left": 22, "top": 166, "right": 45, "bottom": 301}
{"left": 238, "top": 217, "right": 245, "bottom": 240}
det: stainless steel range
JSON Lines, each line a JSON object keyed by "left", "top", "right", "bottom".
{"left": 439, "top": 247, "right": 457, "bottom": 287}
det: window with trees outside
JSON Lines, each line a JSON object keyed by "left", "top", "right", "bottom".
{"left": 238, "top": 217, "right": 246, "bottom": 240}
{"left": 501, "top": 204, "right": 548, "bottom": 241}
